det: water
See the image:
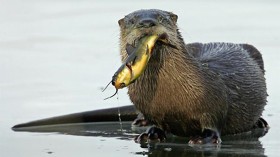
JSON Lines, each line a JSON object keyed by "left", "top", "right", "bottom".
{"left": 1, "top": 0, "right": 280, "bottom": 156}
{"left": 9, "top": 122, "right": 270, "bottom": 157}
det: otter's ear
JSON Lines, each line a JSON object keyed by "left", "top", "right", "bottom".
{"left": 118, "top": 18, "right": 124, "bottom": 27}
{"left": 169, "top": 13, "right": 178, "bottom": 23}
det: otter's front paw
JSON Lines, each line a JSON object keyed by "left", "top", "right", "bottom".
{"left": 188, "top": 129, "right": 221, "bottom": 144}
{"left": 135, "top": 126, "right": 166, "bottom": 143}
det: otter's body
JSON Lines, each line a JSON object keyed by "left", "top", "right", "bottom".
{"left": 118, "top": 9, "right": 267, "bottom": 141}
{"left": 186, "top": 43, "right": 267, "bottom": 135}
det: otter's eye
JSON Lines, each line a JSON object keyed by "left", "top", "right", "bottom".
{"left": 128, "top": 18, "right": 135, "bottom": 25}
{"left": 158, "top": 15, "right": 165, "bottom": 23}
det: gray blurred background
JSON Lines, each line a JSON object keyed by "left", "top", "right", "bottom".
{"left": 1, "top": 0, "right": 279, "bottom": 156}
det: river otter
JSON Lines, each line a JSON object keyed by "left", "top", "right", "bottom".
{"left": 117, "top": 9, "right": 268, "bottom": 144}
{"left": 12, "top": 9, "right": 268, "bottom": 144}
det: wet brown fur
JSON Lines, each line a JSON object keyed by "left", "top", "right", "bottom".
{"left": 118, "top": 9, "right": 267, "bottom": 136}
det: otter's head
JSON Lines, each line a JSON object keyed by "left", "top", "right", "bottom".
{"left": 104, "top": 9, "right": 182, "bottom": 94}
{"left": 118, "top": 9, "right": 180, "bottom": 61}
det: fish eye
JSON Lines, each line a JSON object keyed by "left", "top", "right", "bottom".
{"left": 120, "top": 83, "right": 126, "bottom": 88}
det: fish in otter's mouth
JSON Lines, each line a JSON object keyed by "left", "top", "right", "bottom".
{"left": 103, "top": 33, "right": 176, "bottom": 99}
{"left": 113, "top": 33, "right": 171, "bottom": 88}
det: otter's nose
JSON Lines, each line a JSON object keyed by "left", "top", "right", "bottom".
{"left": 137, "top": 19, "right": 157, "bottom": 28}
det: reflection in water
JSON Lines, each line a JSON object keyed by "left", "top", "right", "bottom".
{"left": 13, "top": 122, "right": 267, "bottom": 157}
{"left": 135, "top": 129, "right": 267, "bottom": 157}
{"left": 135, "top": 139, "right": 266, "bottom": 157}
{"left": 137, "top": 141, "right": 266, "bottom": 157}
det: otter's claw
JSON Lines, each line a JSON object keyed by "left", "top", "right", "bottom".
{"left": 135, "top": 126, "right": 166, "bottom": 143}
{"left": 188, "top": 129, "right": 221, "bottom": 144}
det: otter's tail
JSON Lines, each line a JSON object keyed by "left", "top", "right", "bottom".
{"left": 12, "top": 105, "right": 137, "bottom": 131}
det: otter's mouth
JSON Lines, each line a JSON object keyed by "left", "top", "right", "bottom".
{"left": 103, "top": 33, "right": 177, "bottom": 99}
{"left": 103, "top": 33, "right": 176, "bottom": 99}
{"left": 135, "top": 33, "right": 177, "bottom": 51}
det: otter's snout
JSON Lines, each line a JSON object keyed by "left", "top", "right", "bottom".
{"left": 137, "top": 18, "right": 157, "bottom": 28}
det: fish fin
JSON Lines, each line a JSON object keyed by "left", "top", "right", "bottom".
{"left": 126, "top": 43, "right": 136, "bottom": 56}
{"left": 146, "top": 45, "right": 149, "bottom": 55}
